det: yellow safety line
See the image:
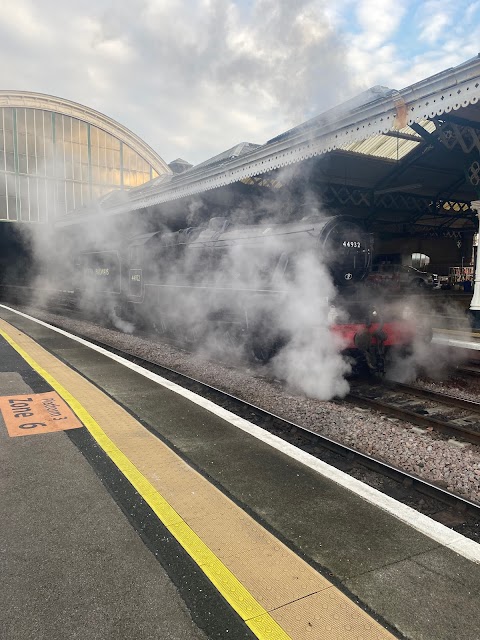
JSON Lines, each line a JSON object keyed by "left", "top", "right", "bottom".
{"left": 0, "top": 326, "right": 291, "bottom": 640}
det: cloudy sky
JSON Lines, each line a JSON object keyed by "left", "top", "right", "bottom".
{"left": 1, "top": 0, "right": 479, "bottom": 165}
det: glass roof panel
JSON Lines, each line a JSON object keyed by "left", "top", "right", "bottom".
{"left": 339, "top": 119, "right": 435, "bottom": 161}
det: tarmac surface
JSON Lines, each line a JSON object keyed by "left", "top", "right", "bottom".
{"left": 0, "top": 326, "right": 209, "bottom": 640}
{"left": 1, "top": 303, "right": 480, "bottom": 640}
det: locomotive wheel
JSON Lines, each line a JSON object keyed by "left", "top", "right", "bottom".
{"left": 250, "top": 338, "right": 283, "bottom": 363}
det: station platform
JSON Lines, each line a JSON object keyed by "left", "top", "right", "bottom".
{"left": 433, "top": 327, "right": 480, "bottom": 352}
{"left": 1, "top": 304, "right": 480, "bottom": 640}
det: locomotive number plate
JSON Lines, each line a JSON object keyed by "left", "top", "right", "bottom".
{"left": 129, "top": 269, "right": 143, "bottom": 297}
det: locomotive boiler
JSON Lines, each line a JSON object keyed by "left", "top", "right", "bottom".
{"left": 75, "top": 214, "right": 417, "bottom": 374}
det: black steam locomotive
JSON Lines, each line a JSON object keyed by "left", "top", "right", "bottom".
{"left": 75, "top": 214, "right": 416, "bottom": 373}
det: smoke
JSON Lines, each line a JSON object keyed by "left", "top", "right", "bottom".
{"left": 9, "top": 144, "right": 472, "bottom": 404}
{"left": 13, "top": 172, "right": 474, "bottom": 404}
{"left": 69, "top": 190, "right": 352, "bottom": 401}
{"left": 271, "top": 251, "right": 351, "bottom": 399}
{"left": 202, "top": 216, "right": 348, "bottom": 397}
{"left": 383, "top": 294, "right": 471, "bottom": 382}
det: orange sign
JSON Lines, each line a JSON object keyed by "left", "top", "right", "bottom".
{"left": 0, "top": 392, "right": 83, "bottom": 437}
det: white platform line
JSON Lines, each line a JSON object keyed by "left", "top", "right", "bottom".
{"left": 2, "top": 304, "right": 479, "bottom": 564}
{"left": 433, "top": 335, "right": 480, "bottom": 350}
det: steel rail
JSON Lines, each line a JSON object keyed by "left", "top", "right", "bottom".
{"left": 67, "top": 337, "right": 480, "bottom": 518}
{"left": 390, "top": 380, "right": 480, "bottom": 409}
{"left": 347, "top": 381, "right": 480, "bottom": 446}
{"left": 455, "top": 363, "right": 480, "bottom": 377}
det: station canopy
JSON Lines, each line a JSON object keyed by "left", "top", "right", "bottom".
{"left": 58, "top": 56, "right": 480, "bottom": 239}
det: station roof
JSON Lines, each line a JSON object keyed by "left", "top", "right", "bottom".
{"left": 0, "top": 90, "right": 171, "bottom": 177}
{"left": 57, "top": 55, "right": 480, "bottom": 235}
{"left": 188, "top": 142, "right": 262, "bottom": 173}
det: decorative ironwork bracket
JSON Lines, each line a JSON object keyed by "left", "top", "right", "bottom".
{"left": 319, "top": 183, "right": 471, "bottom": 216}
{"left": 436, "top": 119, "right": 480, "bottom": 154}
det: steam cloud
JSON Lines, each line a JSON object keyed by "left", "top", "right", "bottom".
{"left": 124, "top": 202, "right": 353, "bottom": 401}
{"left": 1, "top": 0, "right": 470, "bottom": 399}
{"left": 271, "top": 251, "right": 351, "bottom": 399}
{"left": 6, "top": 142, "right": 473, "bottom": 405}
{"left": 384, "top": 295, "right": 471, "bottom": 382}
{"left": 12, "top": 170, "right": 358, "bottom": 401}
{"left": 10, "top": 156, "right": 473, "bottom": 405}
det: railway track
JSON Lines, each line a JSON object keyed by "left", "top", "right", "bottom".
{"left": 456, "top": 361, "right": 480, "bottom": 377}
{"left": 5, "top": 306, "right": 478, "bottom": 542}
{"left": 347, "top": 381, "right": 480, "bottom": 446}
{"left": 2, "top": 296, "right": 480, "bottom": 538}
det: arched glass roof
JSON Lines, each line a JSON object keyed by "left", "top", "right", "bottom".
{"left": 0, "top": 91, "right": 171, "bottom": 221}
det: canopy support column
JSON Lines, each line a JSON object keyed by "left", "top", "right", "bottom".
{"left": 469, "top": 200, "right": 480, "bottom": 328}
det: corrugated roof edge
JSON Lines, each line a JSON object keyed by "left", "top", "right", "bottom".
{"left": 186, "top": 142, "right": 262, "bottom": 173}
{"left": 266, "top": 85, "right": 394, "bottom": 145}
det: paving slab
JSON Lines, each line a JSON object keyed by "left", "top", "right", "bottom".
{"left": 346, "top": 547, "right": 480, "bottom": 640}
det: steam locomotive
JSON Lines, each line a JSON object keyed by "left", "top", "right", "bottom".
{"left": 75, "top": 214, "right": 418, "bottom": 374}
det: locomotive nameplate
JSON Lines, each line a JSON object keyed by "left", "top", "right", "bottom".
{"left": 0, "top": 392, "right": 83, "bottom": 437}
{"left": 82, "top": 250, "right": 121, "bottom": 294}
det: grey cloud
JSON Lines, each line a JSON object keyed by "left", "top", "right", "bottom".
{"left": 0, "top": 0, "right": 354, "bottom": 164}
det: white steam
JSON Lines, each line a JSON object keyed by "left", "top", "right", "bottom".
{"left": 12, "top": 176, "right": 472, "bottom": 405}
{"left": 271, "top": 251, "right": 350, "bottom": 399}
{"left": 385, "top": 295, "right": 471, "bottom": 382}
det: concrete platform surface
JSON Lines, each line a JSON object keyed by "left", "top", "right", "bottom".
{"left": 1, "top": 304, "right": 480, "bottom": 640}
{"left": 0, "top": 329, "right": 209, "bottom": 640}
